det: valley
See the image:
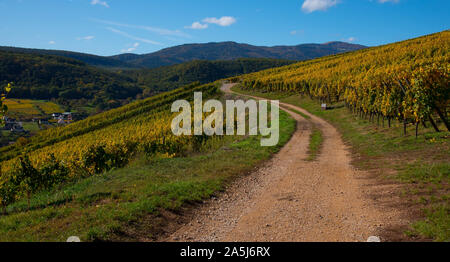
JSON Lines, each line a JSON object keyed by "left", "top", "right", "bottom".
{"left": 0, "top": 30, "right": 448, "bottom": 243}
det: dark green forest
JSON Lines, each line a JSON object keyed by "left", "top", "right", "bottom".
{"left": 0, "top": 50, "right": 294, "bottom": 111}
{"left": 0, "top": 51, "right": 140, "bottom": 100}
{"left": 121, "top": 58, "right": 295, "bottom": 96}
{"left": 0, "top": 46, "right": 136, "bottom": 69}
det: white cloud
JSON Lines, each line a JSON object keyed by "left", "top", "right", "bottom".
{"left": 346, "top": 37, "right": 356, "bottom": 42}
{"left": 202, "top": 16, "right": 237, "bottom": 27}
{"left": 106, "top": 27, "right": 163, "bottom": 45}
{"left": 76, "top": 36, "right": 95, "bottom": 40}
{"left": 185, "top": 22, "right": 209, "bottom": 30}
{"left": 185, "top": 16, "right": 237, "bottom": 30}
{"left": 290, "top": 30, "right": 304, "bottom": 35}
{"left": 121, "top": 42, "right": 139, "bottom": 53}
{"left": 302, "top": 0, "right": 339, "bottom": 13}
{"left": 91, "top": 18, "right": 191, "bottom": 38}
{"left": 91, "top": 0, "right": 109, "bottom": 8}
{"left": 49, "top": 41, "right": 55, "bottom": 45}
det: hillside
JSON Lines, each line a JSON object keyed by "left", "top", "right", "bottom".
{"left": 0, "top": 49, "right": 294, "bottom": 111}
{"left": 111, "top": 41, "right": 367, "bottom": 68}
{"left": 1, "top": 41, "right": 366, "bottom": 70}
{"left": 0, "top": 82, "right": 216, "bottom": 163}
{"left": 0, "top": 50, "right": 141, "bottom": 110}
{"left": 122, "top": 58, "right": 295, "bottom": 95}
{"left": 237, "top": 31, "right": 449, "bottom": 130}
{"left": 0, "top": 46, "right": 137, "bottom": 69}
{"left": 0, "top": 81, "right": 297, "bottom": 241}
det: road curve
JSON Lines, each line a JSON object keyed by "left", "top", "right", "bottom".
{"left": 165, "top": 83, "right": 402, "bottom": 242}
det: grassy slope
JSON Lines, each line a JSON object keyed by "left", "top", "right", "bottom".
{"left": 232, "top": 85, "right": 449, "bottom": 242}
{"left": 0, "top": 103, "right": 296, "bottom": 241}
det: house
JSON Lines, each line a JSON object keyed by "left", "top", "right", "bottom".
{"left": 10, "top": 122, "right": 25, "bottom": 133}
{"left": 52, "top": 112, "right": 72, "bottom": 122}
{"left": 62, "top": 112, "right": 73, "bottom": 121}
{"left": 38, "top": 119, "right": 50, "bottom": 125}
{"left": 3, "top": 116, "right": 16, "bottom": 123}
{"left": 4, "top": 122, "right": 14, "bottom": 130}
{"left": 52, "top": 113, "right": 62, "bottom": 120}
{"left": 3, "top": 117, "right": 18, "bottom": 130}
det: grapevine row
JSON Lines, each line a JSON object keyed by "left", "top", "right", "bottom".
{"left": 238, "top": 31, "right": 449, "bottom": 134}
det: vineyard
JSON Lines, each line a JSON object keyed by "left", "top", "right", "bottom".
{"left": 2, "top": 99, "right": 63, "bottom": 120}
{"left": 237, "top": 31, "right": 449, "bottom": 135}
{"left": 0, "top": 82, "right": 220, "bottom": 212}
{"left": 0, "top": 30, "right": 448, "bottom": 241}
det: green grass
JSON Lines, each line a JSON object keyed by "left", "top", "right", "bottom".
{"left": 397, "top": 162, "right": 450, "bottom": 184}
{"left": 231, "top": 84, "right": 450, "bottom": 242}
{"left": 286, "top": 107, "right": 311, "bottom": 120}
{"left": 230, "top": 86, "right": 293, "bottom": 100}
{"left": 0, "top": 108, "right": 296, "bottom": 242}
{"left": 21, "top": 122, "right": 40, "bottom": 132}
{"left": 307, "top": 128, "right": 323, "bottom": 161}
{"left": 408, "top": 205, "right": 450, "bottom": 242}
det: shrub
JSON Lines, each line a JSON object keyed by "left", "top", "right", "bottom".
{"left": 82, "top": 145, "right": 110, "bottom": 174}
{"left": 108, "top": 142, "right": 138, "bottom": 169}
{"left": 82, "top": 142, "right": 137, "bottom": 175}
{"left": 16, "top": 137, "right": 29, "bottom": 147}
{"left": 39, "top": 154, "right": 70, "bottom": 190}
{"left": 0, "top": 178, "right": 16, "bottom": 214}
{"left": 11, "top": 155, "right": 41, "bottom": 209}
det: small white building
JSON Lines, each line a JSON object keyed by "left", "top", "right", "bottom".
{"left": 52, "top": 112, "right": 72, "bottom": 122}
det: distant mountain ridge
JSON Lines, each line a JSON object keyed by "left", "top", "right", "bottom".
{"left": 110, "top": 41, "right": 367, "bottom": 68}
{"left": 0, "top": 46, "right": 137, "bottom": 69}
{"left": 0, "top": 48, "right": 295, "bottom": 110}
{"left": 0, "top": 41, "right": 366, "bottom": 70}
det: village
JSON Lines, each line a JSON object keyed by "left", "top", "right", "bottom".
{"left": 0, "top": 112, "right": 73, "bottom": 146}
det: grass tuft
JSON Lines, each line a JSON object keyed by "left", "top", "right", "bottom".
{"left": 307, "top": 128, "right": 323, "bottom": 161}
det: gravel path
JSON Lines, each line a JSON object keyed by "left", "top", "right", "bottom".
{"left": 165, "top": 83, "right": 403, "bottom": 242}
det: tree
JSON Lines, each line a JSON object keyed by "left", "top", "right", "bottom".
{"left": 1, "top": 82, "right": 12, "bottom": 124}
{"left": 0, "top": 178, "right": 16, "bottom": 215}
{"left": 11, "top": 155, "right": 41, "bottom": 210}
{"left": 0, "top": 83, "right": 13, "bottom": 214}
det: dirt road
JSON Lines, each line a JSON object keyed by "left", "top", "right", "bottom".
{"left": 166, "top": 83, "right": 403, "bottom": 242}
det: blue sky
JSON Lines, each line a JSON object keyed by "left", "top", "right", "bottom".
{"left": 0, "top": 0, "right": 448, "bottom": 56}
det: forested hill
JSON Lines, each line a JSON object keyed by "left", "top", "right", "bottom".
{"left": 121, "top": 58, "right": 295, "bottom": 95}
{"left": 1, "top": 41, "right": 365, "bottom": 70}
{"left": 0, "top": 51, "right": 141, "bottom": 102}
{"left": 0, "top": 46, "right": 137, "bottom": 69}
{"left": 0, "top": 49, "right": 295, "bottom": 109}
{"left": 111, "top": 41, "right": 367, "bottom": 68}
